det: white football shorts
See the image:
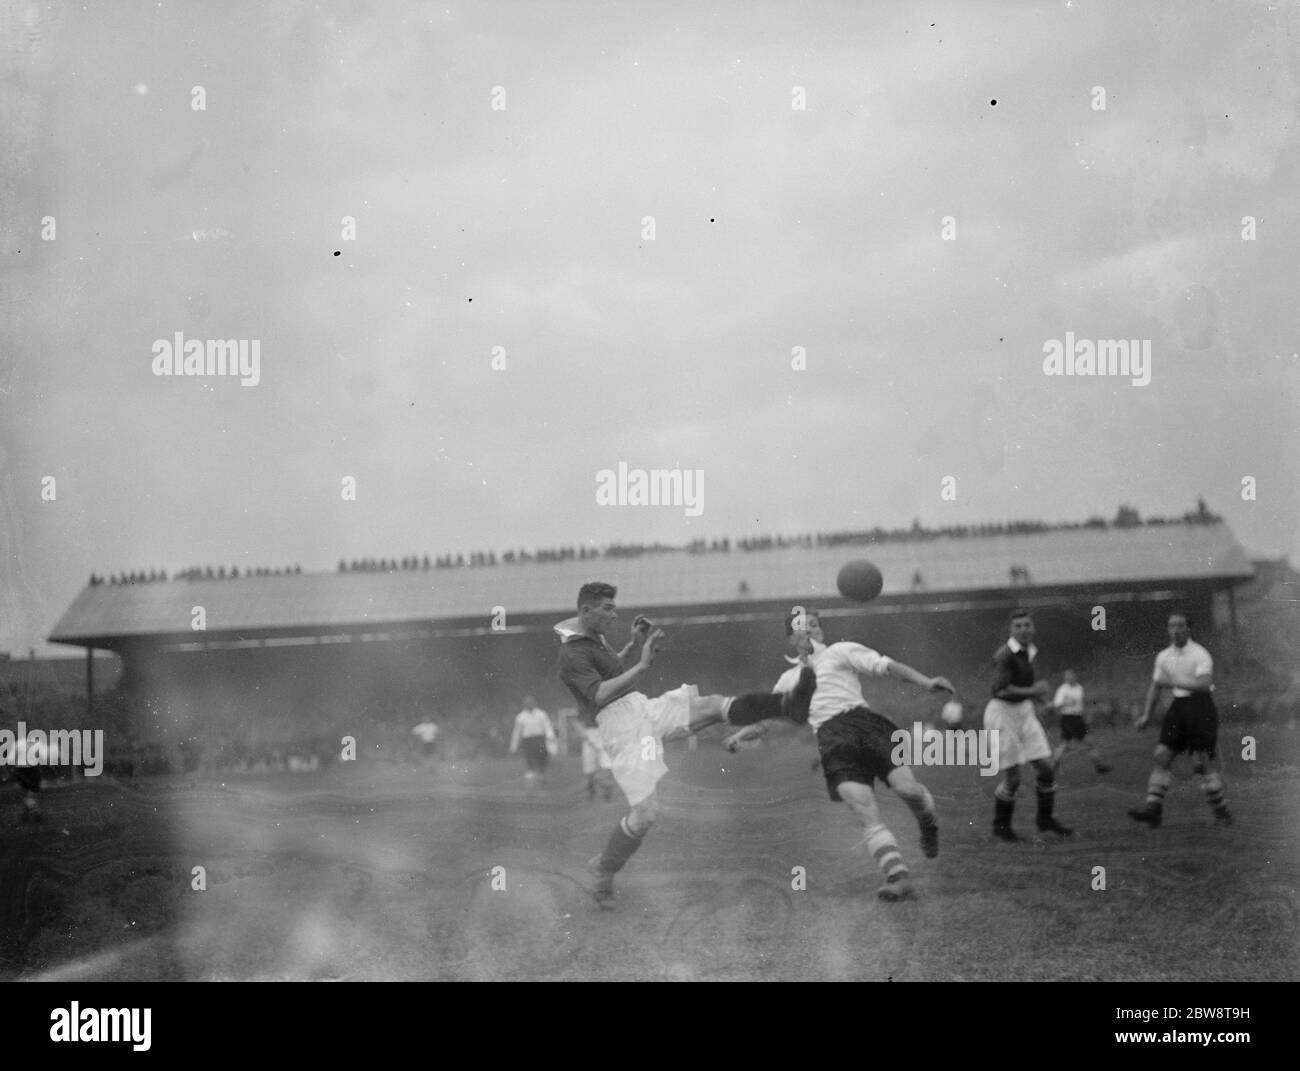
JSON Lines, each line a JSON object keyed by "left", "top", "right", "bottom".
{"left": 983, "top": 697, "right": 1051, "bottom": 770}
{"left": 595, "top": 684, "right": 698, "bottom": 806}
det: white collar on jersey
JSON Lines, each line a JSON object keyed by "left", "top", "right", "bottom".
{"left": 553, "top": 617, "right": 613, "bottom": 648}
{"left": 784, "top": 639, "right": 827, "bottom": 664}
{"left": 1006, "top": 637, "right": 1038, "bottom": 660}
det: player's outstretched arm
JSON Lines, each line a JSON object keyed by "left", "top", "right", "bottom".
{"left": 886, "top": 660, "right": 954, "bottom": 694}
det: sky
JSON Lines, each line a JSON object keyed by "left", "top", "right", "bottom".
{"left": 1, "top": 0, "right": 1298, "bottom": 656}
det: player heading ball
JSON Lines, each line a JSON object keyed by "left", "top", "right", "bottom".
{"left": 724, "top": 608, "right": 956, "bottom": 902}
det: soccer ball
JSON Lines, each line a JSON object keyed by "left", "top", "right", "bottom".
{"left": 941, "top": 700, "right": 963, "bottom": 727}
{"left": 836, "top": 559, "right": 884, "bottom": 602}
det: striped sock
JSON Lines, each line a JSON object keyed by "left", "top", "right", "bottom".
{"left": 1201, "top": 772, "right": 1227, "bottom": 810}
{"left": 1146, "top": 768, "right": 1172, "bottom": 805}
{"left": 863, "top": 824, "right": 908, "bottom": 880}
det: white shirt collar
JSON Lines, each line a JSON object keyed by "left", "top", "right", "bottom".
{"left": 1007, "top": 637, "right": 1038, "bottom": 660}
{"left": 553, "top": 617, "right": 613, "bottom": 648}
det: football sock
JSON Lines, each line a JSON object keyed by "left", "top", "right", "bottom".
{"left": 1145, "top": 768, "right": 1172, "bottom": 806}
{"left": 1201, "top": 771, "right": 1227, "bottom": 810}
{"left": 862, "top": 824, "right": 908, "bottom": 880}
{"left": 597, "top": 817, "right": 645, "bottom": 874}
{"left": 1035, "top": 783, "right": 1056, "bottom": 825}
{"left": 724, "top": 691, "right": 784, "bottom": 726}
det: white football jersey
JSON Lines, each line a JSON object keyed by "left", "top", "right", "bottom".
{"left": 773, "top": 640, "right": 893, "bottom": 731}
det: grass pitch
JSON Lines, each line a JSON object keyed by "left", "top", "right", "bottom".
{"left": 1, "top": 725, "right": 1296, "bottom": 981}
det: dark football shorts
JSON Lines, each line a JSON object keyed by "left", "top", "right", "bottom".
{"left": 15, "top": 767, "right": 41, "bottom": 792}
{"left": 521, "top": 735, "right": 549, "bottom": 772}
{"left": 1059, "top": 714, "right": 1087, "bottom": 741}
{"left": 1158, "top": 694, "right": 1219, "bottom": 758}
{"left": 815, "top": 707, "right": 901, "bottom": 800}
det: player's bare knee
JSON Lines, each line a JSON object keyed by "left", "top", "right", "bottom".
{"left": 848, "top": 800, "right": 880, "bottom": 826}
{"left": 838, "top": 784, "right": 879, "bottom": 822}
{"left": 630, "top": 797, "right": 659, "bottom": 832}
{"left": 889, "top": 773, "right": 923, "bottom": 804}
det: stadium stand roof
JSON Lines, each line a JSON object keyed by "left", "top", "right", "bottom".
{"left": 49, "top": 522, "right": 1255, "bottom": 648}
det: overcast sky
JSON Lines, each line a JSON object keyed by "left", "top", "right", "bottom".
{"left": 2, "top": 0, "right": 1298, "bottom": 656}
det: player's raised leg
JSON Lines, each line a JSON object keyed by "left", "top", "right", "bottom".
{"left": 662, "top": 672, "right": 817, "bottom": 741}
{"left": 720, "top": 665, "right": 818, "bottom": 727}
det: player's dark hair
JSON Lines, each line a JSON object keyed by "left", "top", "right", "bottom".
{"left": 1168, "top": 610, "right": 1192, "bottom": 629}
{"left": 785, "top": 608, "right": 822, "bottom": 636}
{"left": 577, "top": 582, "right": 617, "bottom": 610}
{"left": 1009, "top": 608, "right": 1032, "bottom": 625}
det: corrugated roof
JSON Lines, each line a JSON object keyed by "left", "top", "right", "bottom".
{"left": 49, "top": 522, "right": 1254, "bottom": 645}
